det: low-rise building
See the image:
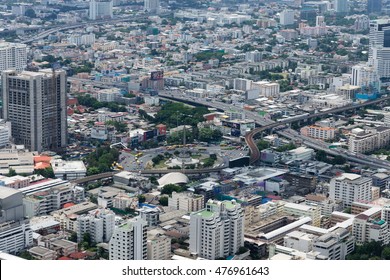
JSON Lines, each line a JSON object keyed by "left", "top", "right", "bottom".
{"left": 300, "top": 125, "right": 336, "bottom": 140}
{"left": 51, "top": 159, "right": 87, "bottom": 180}
{"left": 28, "top": 246, "right": 57, "bottom": 260}
{"left": 168, "top": 191, "right": 204, "bottom": 212}
{"left": 283, "top": 203, "right": 321, "bottom": 227}
{"left": 0, "top": 175, "right": 30, "bottom": 189}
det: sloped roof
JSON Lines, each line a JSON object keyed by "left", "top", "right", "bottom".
{"left": 157, "top": 172, "right": 189, "bottom": 187}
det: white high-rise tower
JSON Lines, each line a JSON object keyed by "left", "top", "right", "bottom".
{"left": 369, "top": 19, "right": 390, "bottom": 82}
{"left": 144, "top": 0, "right": 160, "bottom": 14}
{"left": 189, "top": 200, "right": 244, "bottom": 260}
{"left": 109, "top": 216, "right": 147, "bottom": 260}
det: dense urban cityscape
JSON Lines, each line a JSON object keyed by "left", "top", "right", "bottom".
{"left": 1, "top": 0, "right": 390, "bottom": 261}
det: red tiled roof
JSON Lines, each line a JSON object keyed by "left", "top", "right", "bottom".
{"left": 69, "top": 252, "right": 88, "bottom": 260}
{"left": 58, "top": 256, "right": 72, "bottom": 260}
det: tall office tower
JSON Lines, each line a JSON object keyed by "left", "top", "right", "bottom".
{"left": 77, "top": 209, "right": 115, "bottom": 243}
{"left": 334, "top": 0, "right": 349, "bottom": 13}
{"left": 0, "top": 187, "right": 33, "bottom": 253}
{"left": 316, "top": 16, "right": 325, "bottom": 27}
{"left": 1, "top": 69, "right": 67, "bottom": 152}
{"left": 369, "top": 19, "right": 390, "bottom": 81}
{"left": 144, "top": 0, "right": 160, "bottom": 14}
{"left": 351, "top": 64, "right": 380, "bottom": 90}
{"left": 368, "top": 0, "right": 382, "bottom": 14}
{"left": 109, "top": 216, "right": 147, "bottom": 260}
{"left": 0, "top": 42, "right": 27, "bottom": 73}
{"left": 89, "top": 0, "right": 113, "bottom": 20}
{"left": 189, "top": 200, "right": 244, "bottom": 260}
{"left": 279, "top": 10, "right": 295, "bottom": 26}
{"left": 329, "top": 173, "right": 372, "bottom": 207}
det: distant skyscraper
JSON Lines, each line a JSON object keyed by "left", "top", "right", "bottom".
{"left": 1, "top": 69, "right": 67, "bottom": 152}
{"left": 279, "top": 10, "right": 295, "bottom": 26}
{"left": 367, "top": 0, "right": 382, "bottom": 14}
{"left": 0, "top": 42, "right": 27, "bottom": 73}
{"left": 109, "top": 217, "right": 147, "bottom": 260}
{"left": 189, "top": 200, "right": 244, "bottom": 260}
{"left": 334, "top": 0, "right": 349, "bottom": 13}
{"left": 144, "top": 0, "right": 160, "bottom": 14}
{"left": 369, "top": 19, "right": 390, "bottom": 81}
{"left": 89, "top": 0, "right": 113, "bottom": 20}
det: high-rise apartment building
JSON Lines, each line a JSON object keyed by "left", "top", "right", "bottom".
{"left": 0, "top": 42, "right": 27, "bottom": 73}
{"left": 89, "top": 0, "right": 113, "bottom": 20}
{"left": 1, "top": 69, "right": 67, "bottom": 152}
{"left": 334, "top": 0, "right": 349, "bottom": 13}
{"left": 312, "top": 228, "right": 355, "bottom": 260}
{"left": 348, "top": 127, "right": 390, "bottom": 154}
{"left": 23, "top": 183, "right": 85, "bottom": 218}
{"left": 77, "top": 209, "right": 115, "bottom": 243}
{"left": 189, "top": 200, "right": 244, "bottom": 260}
{"left": 368, "top": 0, "right": 382, "bottom": 14}
{"left": 329, "top": 173, "right": 373, "bottom": 207}
{"left": 147, "top": 232, "right": 171, "bottom": 260}
{"left": 0, "top": 187, "right": 33, "bottom": 253}
{"left": 109, "top": 217, "right": 147, "bottom": 260}
{"left": 279, "top": 10, "right": 295, "bottom": 26}
{"left": 369, "top": 19, "right": 390, "bottom": 81}
{"left": 351, "top": 63, "right": 380, "bottom": 90}
{"left": 352, "top": 214, "right": 390, "bottom": 245}
{"left": 144, "top": 0, "right": 160, "bottom": 14}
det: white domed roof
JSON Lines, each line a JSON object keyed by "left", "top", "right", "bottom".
{"left": 157, "top": 172, "right": 189, "bottom": 187}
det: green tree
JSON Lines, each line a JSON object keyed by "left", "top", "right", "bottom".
{"left": 159, "top": 196, "right": 168, "bottom": 206}
{"left": 138, "top": 195, "right": 146, "bottom": 203}
{"left": 257, "top": 140, "right": 269, "bottom": 151}
{"left": 25, "top": 9, "right": 36, "bottom": 18}
{"left": 161, "top": 184, "right": 186, "bottom": 195}
{"left": 6, "top": 168, "right": 17, "bottom": 177}
{"left": 69, "top": 232, "right": 78, "bottom": 243}
{"left": 35, "top": 167, "right": 55, "bottom": 178}
{"left": 382, "top": 247, "right": 390, "bottom": 260}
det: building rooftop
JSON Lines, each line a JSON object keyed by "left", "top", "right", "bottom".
{"left": 0, "top": 187, "right": 21, "bottom": 199}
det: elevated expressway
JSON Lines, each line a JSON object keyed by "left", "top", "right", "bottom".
{"left": 159, "top": 92, "right": 390, "bottom": 168}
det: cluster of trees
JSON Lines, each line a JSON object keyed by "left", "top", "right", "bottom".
{"left": 123, "top": 93, "right": 136, "bottom": 98}
{"left": 152, "top": 154, "right": 166, "bottom": 166}
{"left": 105, "top": 120, "right": 127, "bottom": 133}
{"left": 257, "top": 140, "right": 270, "bottom": 151}
{"left": 84, "top": 145, "right": 120, "bottom": 175}
{"left": 159, "top": 196, "right": 168, "bottom": 206}
{"left": 154, "top": 102, "right": 209, "bottom": 128}
{"left": 279, "top": 80, "right": 294, "bottom": 92}
{"left": 275, "top": 143, "right": 296, "bottom": 152}
{"left": 194, "top": 50, "right": 225, "bottom": 62}
{"left": 202, "top": 154, "right": 217, "bottom": 168}
{"left": 347, "top": 241, "right": 390, "bottom": 260}
{"left": 198, "top": 128, "right": 223, "bottom": 142}
{"left": 316, "top": 150, "right": 346, "bottom": 165}
{"left": 77, "top": 94, "right": 127, "bottom": 112}
{"left": 35, "top": 167, "right": 56, "bottom": 179}
{"left": 251, "top": 70, "right": 284, "bottom": 81}
{"left": 167, "top": 130, "right": 194, "bottom": 145}
{"left": 73, "top": 61, "right": 95, "bottom": 74}
{"left": 160, "top": 184, "right": 187, "bottom": 195}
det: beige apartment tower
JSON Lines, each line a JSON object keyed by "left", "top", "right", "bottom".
{"left": 1, "top": 69, "right": 67, "bottom": 152}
